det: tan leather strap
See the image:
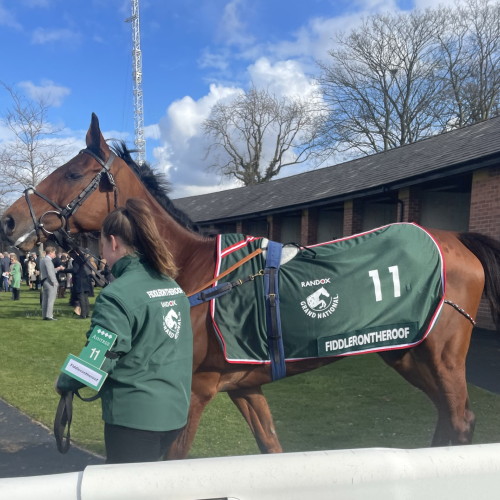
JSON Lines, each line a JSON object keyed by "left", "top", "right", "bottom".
{"left": 188, "top": 247, "right": 263, "bottom": 297}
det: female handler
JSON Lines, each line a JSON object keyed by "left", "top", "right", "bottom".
{"left": 56, "top": 199, "right": 193, "bottom": 463}
{"left": 9, "top": 253, "right": 22, "bottom": 300}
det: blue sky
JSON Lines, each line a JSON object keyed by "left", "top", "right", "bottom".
{"left": 0, "top": 0, "right": 438, "bottom": 198}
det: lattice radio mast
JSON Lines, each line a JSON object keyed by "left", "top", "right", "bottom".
{"left": 126, "top": 0, "right": 146, "bottom": 165}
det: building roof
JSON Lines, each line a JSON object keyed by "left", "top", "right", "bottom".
{"left": 173, "top": 116, "right": 500, "bottom": 224}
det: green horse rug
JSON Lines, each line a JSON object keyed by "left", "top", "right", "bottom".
{"left": 191, "top": 223, "right": 445, "bottom": 380}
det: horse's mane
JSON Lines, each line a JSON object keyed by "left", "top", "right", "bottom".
{"left": 110, "top": 142, "right": 200, "bottom": 233}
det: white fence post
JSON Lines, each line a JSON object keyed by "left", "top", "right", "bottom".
{"left": 0, "top": 471, "right": 82, "bottom": 500}
{"left": 3, "top": 444, "right": 500, "bottom": 499}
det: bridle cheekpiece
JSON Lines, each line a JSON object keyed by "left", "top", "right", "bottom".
{"left": 23, "top": 148, "right": 118, "bottom": 249}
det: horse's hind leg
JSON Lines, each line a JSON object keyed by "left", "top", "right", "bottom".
{"left": 425, "top": 312, "right": 477, "bottom": 445}
{"left": 228, "top": 386, "right": 283, "bottom": 453}
{"left": 379, "top": 319, "right": 475, "bottom": 446}
{"left": 427, "top": 362, "right": 475, "bottom": 446}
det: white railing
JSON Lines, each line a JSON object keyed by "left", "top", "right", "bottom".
{"left": 2, "top": 444, "right": 500, "bottom": 499}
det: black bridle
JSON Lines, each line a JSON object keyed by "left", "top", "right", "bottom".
{"left": 23, "top": 148, "right": 118, "bottom": 249}
{"left": 21, "top": 147, "right": 119, "bottom": 287}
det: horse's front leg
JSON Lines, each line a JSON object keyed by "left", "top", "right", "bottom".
{"left": 227, "top": 386, "right": 283, "bottom": 454}
{"left": 165, "top": 371, "right": 220, "bottom": 460}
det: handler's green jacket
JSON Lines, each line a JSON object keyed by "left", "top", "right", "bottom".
{"left": 57, "top": 255, "right": 193, "bottom": 432}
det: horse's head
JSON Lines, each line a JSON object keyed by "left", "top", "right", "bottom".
{"left": 1, "top": 114, "right": 133, "bottom": 251}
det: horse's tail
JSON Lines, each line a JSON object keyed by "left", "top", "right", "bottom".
{"left": 459, "top": 232, "right": 500, "bottom": 330}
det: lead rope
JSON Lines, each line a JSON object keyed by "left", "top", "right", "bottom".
{"left": 444, "top": 299, "right": 477, "bottom": 326}
{"left": 54, "top": 392, "right": 73, "bottom": 454}
{"left": 54, "top": 390, "right": 100, "bottom": 454}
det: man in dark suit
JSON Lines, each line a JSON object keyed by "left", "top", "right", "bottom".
{"left": 1, "top": 252, "right": 10, "bottom": 292}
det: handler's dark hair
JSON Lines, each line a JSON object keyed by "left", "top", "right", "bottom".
{"left": 102, "top": 198, "right": 178, "bottom": 278}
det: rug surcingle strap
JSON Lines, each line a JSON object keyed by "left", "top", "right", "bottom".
{"left": 189, "top": 278, "right": 257, "bottom": 306}
{"left": 188, "top": 248, "right": 263, "bottom": 301}
{"left": 264, "top": 241, "right": 286, "bottom": 380}
{"left": 188, "top": 247, "right": 264, "bottom": 307}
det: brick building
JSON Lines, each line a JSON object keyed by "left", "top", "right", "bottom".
{"left": 174, "top": 117, "right": 500, "bottom": 328}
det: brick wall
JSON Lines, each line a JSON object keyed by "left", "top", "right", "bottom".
{"left": 469, "top": 166, "right": 500, "bottom": 329}
{"left": 343, "top": 199, "right": 363, "bottom": 236}
{"left": 398, "top": 187, "right": 422, "bottom": 223}
{"left": 300, "top": 208, "right": 318, "bottom": 245}
{"left": 267, "top": 215, "right": 281, "bottom": 241}
{"left": 469, "top": 167, "right": 500, "bottom": 239}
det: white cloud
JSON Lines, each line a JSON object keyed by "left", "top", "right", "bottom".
{"left": 198, "top": 0, "right": 258, "bottom": 75}
{"left": 413, "top": 0, "right": 462, "bottom": 8}
{"left": 350, "top": 0, "right": 400, "bottom": 10}
{"left": 144, "top": 123, "right": 161, "bottom": 141}
{"left": 161, "top": 84, "right": 241, "bottom": 145}
{"left": 217, "top": 0, "right": 255, "bottom": 48}
{"left": 102, "top": 129, "right": 131, "bottom": 144}
{"left": 0, "top": 1, "right": 21, "bottom": 29}
{"left": 248, "top": 57, "right": 318, "bottom": 98}
{"left": 0, "top": 123, "right": 15, "bottom": 142}
{"left": 195, "top": 1, "right": 404, "bottom": 94}
{"left": 266, "top": 4, "right": 408, "bottom": 71}
{"left": 152, "top": 142, "right": 239, "bottom": 200}
{"left": 31, "top": 27, "right": 80, "bottom": 45}
{"left": 156, "top": 84, "right": 242, "bottom": 198}
{"left": 18, "top": 80, "right": 70, "bottom": 107}
{"left": 198, "top": 48, "right": 230, "bottom": 71}
{"left": 59, "top": 135, "right": 85, "bottom": 156}
{"left": 268, "top": 16, "right": 355, "bottom": 66}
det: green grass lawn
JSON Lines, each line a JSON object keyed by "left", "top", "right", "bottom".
{"left": 1, "top": 283, "right": 500, "bottom": 459}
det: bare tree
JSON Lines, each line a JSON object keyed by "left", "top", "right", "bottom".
{"left": 436, "top": 0, "right": 500, "bottom": 128}
{"left": 318, "top": 10, "right": 447, "bottom": 158}
{"left": 0, "top": 179, "right": 11, "bottom": 215}
{"left": 318, "top": 2, "right": 500, "bottom": 159}
{"left": 0, "top": 84, "right": 71, "bottom": 205}
{"left": 203, "top": 88, "right": 325, "bottom": 185}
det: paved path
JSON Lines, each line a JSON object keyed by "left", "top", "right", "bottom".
{"left": 0, "top": 327, "right": 499, "bottom": 478}
{"left": 0, "top": 398, "right": 103, "bottom": 478}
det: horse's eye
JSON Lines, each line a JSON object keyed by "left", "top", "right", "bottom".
{"left": 66, "top": 171, "right": 83, "bottom": 180}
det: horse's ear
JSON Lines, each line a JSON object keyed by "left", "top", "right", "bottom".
{"left": 86, "top": 113, "right": 111, "bottom": 156}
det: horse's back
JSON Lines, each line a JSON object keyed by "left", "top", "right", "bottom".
{"left": 428, "top": 228, "right": 485, "bottom": 294}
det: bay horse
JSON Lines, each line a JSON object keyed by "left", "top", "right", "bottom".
{"left": 2, "top": 113, "right": 500, "bottom": 458}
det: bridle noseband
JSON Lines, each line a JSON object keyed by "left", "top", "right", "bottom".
{"left": 23, "top": 148, "right": 118, "bottom": 248}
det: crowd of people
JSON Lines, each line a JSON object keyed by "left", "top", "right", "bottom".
{"left": 0, "top": 248, "right": 110, "bottom": 319}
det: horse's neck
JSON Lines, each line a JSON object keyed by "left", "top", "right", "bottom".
{"left": 136, "top": 190, "right": 216, "bottom": 293}
{"left": 157, "top": 217, "right": 215, "bottom": 291}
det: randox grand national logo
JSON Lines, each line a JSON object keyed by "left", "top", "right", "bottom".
{"left": 300, "top": 281, "right": 339, "bottom": 319}
{"left": 163, "top": 309, "right": 182, "bottom": 339}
